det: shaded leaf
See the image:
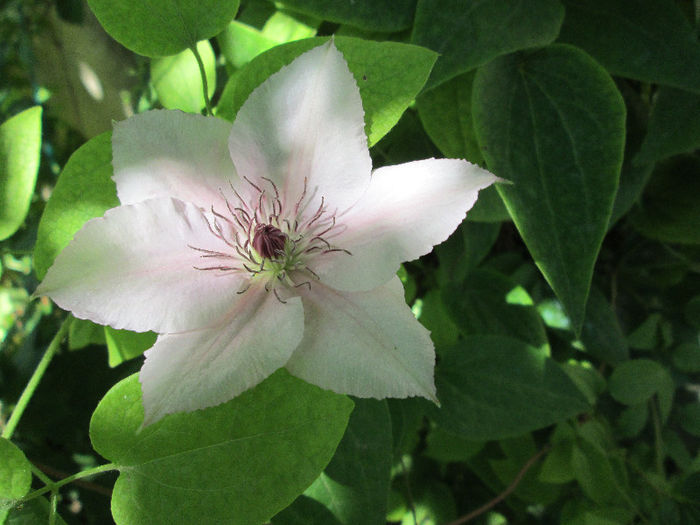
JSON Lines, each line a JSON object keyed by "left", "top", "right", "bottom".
{"left": 0, "top": 438, "right": 32, "bottom": 522}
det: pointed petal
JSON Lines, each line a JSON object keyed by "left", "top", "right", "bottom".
{"left": 140, "top": 286, "right": 304, "bottom": 425}
{"left": 36, "top": 198, "right": 246, "bottom": 333}
{"left": 315, "top": 158, "right": 498, "bottom": 291}
{"left": 286, "top": 277, "right": 437, "bottom": 402}
{"left": 228, "top": 41, "right": 371, "bottom": 214}
{"left": 113, "top": 110, "right": 236, "bottom": 209}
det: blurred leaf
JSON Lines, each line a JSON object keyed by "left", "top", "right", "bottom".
{"left": 230, "top": 37, "right": 437, "bottom": 146}
{"left": 411, "top": 0, "right": 564, "bottom": 89}
{"left": 630, "top": 156, "right": 700, "bottom": 244}
{"left": 678, "top": 403, "right": 700, "bottom": 437}
{"left": 418, "top": 290, "right": 460, "bottom": 349}
{"left": 87, "top": 0, "right": 240, "bottom": 57}
{"left": 672, "top": 343, "right": 700, "bottom": 373}
{"left": 616, "top": 403, "right": 648, "bottom": 438}
{"left": 104, "top": 327, "right": 156, "bottom": 367}
{"left": 218, "top": 21, "right": 279, "bottom": 69}
{"left": 424, "top": 426, "right": 483, "bottom": 463}
{"left": 473, "top": 45, "right": 626, "bottom": 333}
{"left": 271, "top": 496, "right": 342, "bottom": 525}
{"left": 580, "top": 287, "right": 628, "bottom": 365}
{"left": 0, "top": 438, "right": 32, "bottom": 522}
{"left": 34, "top": 132, "right": 117, "bottom": 280}
{"left": 304, "top": 399, "right": 391, "bottom": 525}
{"left": 0, "top": 106, "right": 41, "bottom": 241}
{"left": 90, "top": 371, "right": 352, "bottom": 525}
{"left": 431, "top": 335, "right": 590, "bottom": 440}
{"left": 539, "top": 423, "right": 576, "bottom": 484}
{"left": 68, "top": 317, "right": 106, "bottom": 350}
{"left": 443, "top": 269, "right": 548, "bottom": 349}
{"left": 636, "top": 88, "right": 700, "bottom": 165}
{"left": 387, "top": 398, "right": 424, "bottom": 459}
{"left": 609, "top": 359, "right": 674, "bottom": 420}
{"left": 4, "top": 497, "right": 68, "bottom": 525}
{"left": 400, "top": 482, "right": 456, "bottom": 525}
{"left": 272, "top": 0, "right": 416, "bottom": 32}
{"left": 559, "top": 0, "right": 700, "bottom": 93}
{"left": 435, "top": 221, "right": 500, "bottom": 286}
{"left": 151, "top": 40, "right": 215, "bottom": 113}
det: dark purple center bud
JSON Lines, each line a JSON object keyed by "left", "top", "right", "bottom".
{"left": 253, "top": 224, "right": 287, "bottom": 259}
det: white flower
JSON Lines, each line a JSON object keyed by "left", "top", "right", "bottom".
{"left": 37, "top": 42, "right": 497, "bottom": 425}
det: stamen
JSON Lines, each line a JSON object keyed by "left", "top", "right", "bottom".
{"left": 243, "top": 176, "right": 263, "bottom": 193}
{"left": 273, "top": 288, "right": 287, "bottom": 304}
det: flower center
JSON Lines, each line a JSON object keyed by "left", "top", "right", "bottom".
{"left": 252, "top": 224, "right": 287, "bottom": 259}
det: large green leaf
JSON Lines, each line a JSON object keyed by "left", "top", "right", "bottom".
{"left": 227, "top": 37, "right": 437, "bottom": 146}
{"left": 150, "top": 40, "right": 216, "bottom": 113}
{"left": 87, "top": 0, "right": 240, "bottom": 57}
{"left": 303, "top": 399, "right": 391, "bottom": 525}
{"left": 104, "top": 327, "right": 156, "bottom": 367}
{"left": 411, "top": 0, "right": 564, "bottom": 89}
{"left": 442, "top": 268, "right": 548, "bottom": 349}
{"left": 90, "top": 371, "right": 353, "bottom": 525}
{"left": 431, "top": 335, "right": 590, "bottom": 440}
{"left": 636, "top": 87, "right": 700, "bottom": 165}
{"left": 579, "top": 287, "right": 628, "bottom": 365}
{"left": 0, "top": 107, "right": 42, "bottom": 241}
{"left": 271, "top": 0, "right": 416, "bottom": 32}
{"left": 34, "top": 132, "right": 117, "bottom": 280}
{"left": 472, "top": 45, "right": 626, "bottom": 333}
{"left": 558, "top": 0, "right": 700, "bottom": 93}
{"left": 0, "top": 438, "right": 32, "bottom": 522}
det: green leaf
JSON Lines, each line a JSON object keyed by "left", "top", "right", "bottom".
{"left": 87, "top": 0, "right": 240, "bottom": 57}
{"left": 630, "top": 156, "right": 700, "bottom": 244}
{"left": 0, "top": 107, "right": 42, "bottom": 241}
{"left": 272, "top": 496, "right": 341, "bottom": 525}
{"left": 34, "top": 132, "right": 117, "bottom": 280}
{"left": 417, "top": 290, "right": 460, "bottom": 349}
{"left": 580, "top": 287, "right": 628, "bottom": 365}
{"left": 424, "top": 426, "right": 483, "bottom": 463}
{"left": 672, "top": 343, "right": 700, "bottom": 373}
{"left": 68, "top": 317, "right": 106, "bottom": 350}
{"left": 473, "top": 44, "right": 626, "bottom": 333}
{"left": 104, "top": 327, "right": 156, "bottom": 367}
{"left": 442, "top": 269, "right": 548, "bottom": 349}
{"left": 431, "top": 335, "right": 590, "bottom": 440}
{"left": 218, "top": 21, "right": 280, "bottom": 69}
{"left": 0, "top": 438, "right": 32, "bottom": 522}
{"left": 608, "top": 359, "right": 674, "bottom": 420}
{"left": 435, "top": 221, "right": 501, "bottom": 286}
{"left": 636, "top": 88, "right": 700, "bottom": 165}
{"left": 90, "top": 371, "right": 353, "bottom": 525}
{"left": 679, "top": 403, "right": 700, "bottom": 437}
{"left": 411, "top": 0, "right": 564, "bottom": 89}
{"left": 558, "top": 0, "right": 700, "bottom": 94}
{"left": 273, "top": 0, "right": 416, "bottom": 32}
{"left": 5, "top": 497, "right": 68, "bottom": 525}
{"left": 229, "top": 37, "right": 437, "bottom": 146}
{"left": 304, "top": 399, "right": 391, "bottom": 525}
{"left": 387, "top": 398, "right": 424, "bottom": 459}
{"left": 150, "top": 40, "right": 215, "bottom": 113}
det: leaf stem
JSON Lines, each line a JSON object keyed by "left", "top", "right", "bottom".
{"left": 191, "top": 44, "right": 212, "bottom": 116}
{"left": 1, "top": 316, "right": 72, "bottom": 439}
{"left": 649, "top": 395, "right": 665, "bottom": 476}
{"left": 17, "top": 463, "right": 118, "bottom": 503}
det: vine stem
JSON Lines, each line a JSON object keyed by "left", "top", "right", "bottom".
{"left": 2, "top": 316, "right": 72, "bottom": 440}
{"left": 446, "top": 446, "right": 550, "bottom": 525}
{"left": 191, "top": 44, "right": 213, "bottom": 116}
{"left": 17, "top": 463, "right": 118, "bottom": 504}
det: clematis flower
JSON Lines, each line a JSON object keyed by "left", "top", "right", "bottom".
{"left": 37, "top": 41, "right": 497, "bottom": 425}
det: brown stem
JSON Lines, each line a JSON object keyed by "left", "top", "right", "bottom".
{"left": 446, "top": 445, "right": 550, "bottom": 525}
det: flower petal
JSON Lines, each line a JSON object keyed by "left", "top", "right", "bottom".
{"left": 140, "top": 285, "right": 304, "bottom": 426}
{"left": 36, "top": 198, "right": 246, "bottom": 333}
{"left": 113, "top": 110, "right": 236, "bottom": 209}
{"left": 285, "top": 277, "right": 437, "bottom": 402}
{"left": 315, "top": 158, "right": 498, "bottom": 291}
{"left": 228, "top": 41, "right": 371, "bottom": 214}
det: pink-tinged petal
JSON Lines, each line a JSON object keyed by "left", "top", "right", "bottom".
{"left": 285, "top": 277, "right": 437, "bottom": 402}
{"left": 113, "top": 110, "right": 236, "bottom": 209}
{"left": 228, "top": 41, "right": 371, "bottom": 214}
{"left": 140, "top": 286, "right": 304, "bottom": 426}
{"left": 36, "top": 198, "right": 246, "bottom": 333}
{"left": 315, "top": 158, "right": 498, "bottom": 291}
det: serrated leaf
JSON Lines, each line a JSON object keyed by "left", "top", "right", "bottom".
{"left": 411, "top": 0, "right": 564, "bottom": 89}
{"left": 0, "top": 438, "right": 32, "bottom": 522}
{"left": 90, "top": 371, "right": 353, "bottom": 525}
{"left": 0, "top": 107, "right": 42, "bottom": 241}
{"left": 150, "top": 40, "right": 215, "bottom": 112}
{"left": 34, "top": 132, "right": 117, "bottom": 281}
{"left": 431, "top": 335, "right": 590, "bottom": 440}
{"left": 227, "top": 37, "right": 437, "bottom": 146}
{"left": 274, "top": 0, "right": 416, "bottom": 32}
{"left": 303, "top": 399, "right": 391, "bottom": 525}
{"left": 559, "top": 0, "right": 700, "bottom": 93}
{"left": 87, "top": 0, "right": 240, "bottom": 57}
{"left": 473, "top": 44, "right": 626, "bottom": 333}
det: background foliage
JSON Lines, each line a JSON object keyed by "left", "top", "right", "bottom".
{"left": 1, "top": 0, "right": 700, "bottom": 524}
